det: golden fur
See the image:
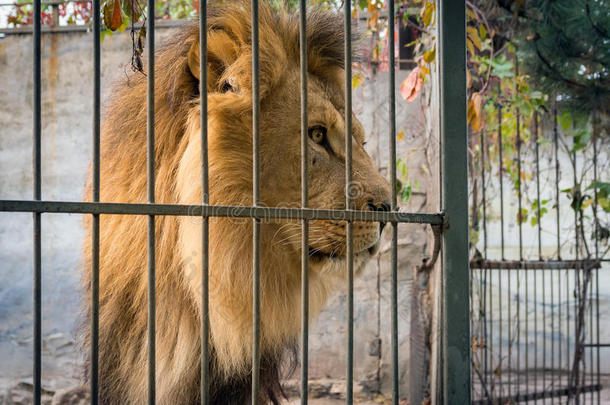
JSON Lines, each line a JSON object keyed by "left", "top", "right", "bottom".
{"left": 83, "top": 2, "right": 390, "bottom": 403}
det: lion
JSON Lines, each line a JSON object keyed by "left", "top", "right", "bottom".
{"left": 83, "top": 2, "right": 391, "bottom": 404}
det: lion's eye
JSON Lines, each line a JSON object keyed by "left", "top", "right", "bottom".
{"left": 220, "top": 81, "right": 233, "bottom": 93}
{"left": 308, "top": 125, "right": 327, "bottom": 145}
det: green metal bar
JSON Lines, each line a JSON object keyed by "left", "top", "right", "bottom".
{"left": 438, "top": 0, "right": 470, "bottom": 403}
{"left": 344, "top": 0, "right": 354, "bottom": 402}
{"left": 90, "top": 0, "right": 101, "bottom": 402}
{"left": 251, "top": 0, "right": 261, "bottom": 402}
{"left": 299, "top": 0, "right": 309, "bottom": 402}
{"left": 146, "top": 0, "right": 156, "bottom": 403}
{"left": 32, "top": 0, "right": 42, "bottom": 403}
{"left": 199, "top": 0, "right": 209, "bottom": 402}
{"left": 387, "top": 0, "right": 398, "bottom": 403}
{"left": 0, "top": 200, "right": 444, "bottom": 223}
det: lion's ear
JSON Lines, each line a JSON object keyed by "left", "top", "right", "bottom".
{"left": 187, "top": 38, "right": 202, "bottom": 80}
{"left": 187, "top": 30, "right": 239, "bottom": 92}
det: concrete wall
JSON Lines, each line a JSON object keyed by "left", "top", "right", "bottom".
{"left": 0, "top": 26, "right": 438, "bottom": 400}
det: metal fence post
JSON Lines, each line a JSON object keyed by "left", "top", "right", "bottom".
{"left": 438, "top": 0, "right": 470, "bottom": 403}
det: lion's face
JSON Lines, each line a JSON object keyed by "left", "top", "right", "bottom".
{"left": 261, "top": 69, "right": 392, "bottom": 268}
{"left": 185, "top": 8, "right": 391, "bottom": 273}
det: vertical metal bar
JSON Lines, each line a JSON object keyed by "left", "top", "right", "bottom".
{"left": 480, "top": 132, "right": 487, "bottom": 259}
{"left": 499, "top": 268, "right": 503, "bottom": 398}
{"left": 251, "top": 0, "right": 261, "bottom": 403}
{"left": 572, "top": 134, "right": 580, "bottom": 404}
{"left": 299, "top": 1, "right": 309, "bottom": 403}
{"left": 595, "top": 268, "right": 599, "bottom": 405}
{"left": 344, "top": 1, "right": 354, "bottom": 403}
{"left": 32, "top": 0, "right": 42, "bottom": 403}
{"left": 557, "top": 262, "right": 563, "bottom": 394}
{"left": 554, "top": 108, "right": 561, "bottom": 259}
{"left": 469, "top": 267, "right": 474, "bottom": 399}
{"left": 388, "top": 0, "right": 398, "bottom": 403}
{"left": 91, "top": 0, "right": 101, "bottom": 402}
{"left": 146, "top": 0, "right": 156, "bottom": 403}
{"left": 565, "top": 269, "right": 571, "bottom": 388}
{"left": 483, "top": 267, "right": 488, "bottom": 395}
{"left": 533, "top": 112, "right": 540, "bottom": 399}
{"left": 535, "top": 112, "right": 542, "bottom": 259}
{"left": 516, "top": 62, "right": 523, "bottom": 262}
{"left": 488, "top": 266, "right": 493, "bottom": 401}
{"left": 551, "top": 261, "right": 555, "bottom": 398}
{"left": 438, "top": 1, "right": 470, "bottom": 403}
{"left": 543, "top": 267, "right": 546, "bottom": 403}
{"left": 498, "top": 104, "right": 505, "bottom": 260}
{"left": 517, "top": 273, "right": 521, "bottom": 402}
{"left": 506, "top": 270, "right": 513, "bottom": 397}
{"left": 525, "top": 268, "right": 528, "bottom": 399}
{"left": 534, "top": 261, "right": 538, "bottom": 404}
{"left": 592, "top": 117, "right": 600, "bottom": 405}
{"left": 589, "top": 268, "right": 593, "bottom": 405}
{"left": 199, "top": 2, "right": 209, "bottom": 403}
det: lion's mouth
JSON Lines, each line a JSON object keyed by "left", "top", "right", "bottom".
{"left": 308, "top": 237, "right": 382, "bottom": 262}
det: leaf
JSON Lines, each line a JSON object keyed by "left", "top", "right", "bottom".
{"left": 120, "top": 0, "right": 141, "bottom": 21}
{"left": 103, "top": 0, "right": 123, "bottom": 31}
{"left": 401, "top": 182, "right": 412, "bottom": 203}
{"left": 517, "top": 208, "right": 528, "bottom": 224}
{"left": 396, "top": 158, "right": 408, "bottom": 178}
{"left": 559, "top": 111, "right": 573, "bottom": 131}
{"left": 397, "top": 129, "right": 405, "bottom": 142}
{"left": 352, "top": 72, "right": 364, "bottom": 89}
{"left": 467, "top": 39, "right": 475, "bottom": 57}
{"left": 421, "top": 2, "right": 434, "bottom": 27}
{"left": 586, "top": 181, "right": 610, "bottom": 196}
{"left": 581, "top": 199, "right": 593, "bottom": 210}
{"left": 467, "top": 26, "right": 482, "bottom": 50}
{"left": 466, "top": 8, "right": 478, "bottom": 22}
{"left": 467, "top": 92, "right": 484, "bottom": 131}
{"left": 479, "top": 24, "right": 487, "bottom": 40}
{"left": 367, "top": 10, "right": 379, "bottom": 30}
{"left": 599, "top": 197, "right": 610, "bottom": 213}
{"left": 423, "top": 48, "right": 435, "bottom": 64}
{"left": 400, "top": 66, "right": 424, "bottom": 102}
{"left": 530, "top": 216, "right": 538, "bottom": 227}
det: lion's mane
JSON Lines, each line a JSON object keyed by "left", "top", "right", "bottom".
{"left": 82, "top": 2, "right": 362, "bottom": 404}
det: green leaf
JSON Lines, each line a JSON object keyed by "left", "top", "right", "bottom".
{"left": 401, "top": 182, "right": 412, "bottom": 203}
{"left": 559, "top": 111, "right": 573, "bottom": 131}
{"left": 517, "top": 208, "right": 528, "bottom": 224}
{"left": 396, "top": 158, "right": 408, "bottom": 179}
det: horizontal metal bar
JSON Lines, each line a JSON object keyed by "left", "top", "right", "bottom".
{"left": 0, "top": 19, "right": 186, "bottom": 35}
{"left": 470, "top": 259, "right": 601, "bottom": 270}
{"left": 0, "top": 0, "right": 91, "bottom": 6}
{"left": 0, "top": 200, "right": 444, "bottom": 224}
{"left": 472, "top": 384, "right": 602, "bottom": 405}
{"left": 584, "top": 343, "right": 610, "bottom": 348}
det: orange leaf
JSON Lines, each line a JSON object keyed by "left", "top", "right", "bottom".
{"left": 103, "top": 0, "right": 122, "bottom": 31}
{"left": 467, "top": 92, "right": 484, "bottom": 131}
{"left": 400, "top": 66, "right": 423, "bottom": 102}
{"left": 367, "top": 11, "right": 379, "bottom": 30}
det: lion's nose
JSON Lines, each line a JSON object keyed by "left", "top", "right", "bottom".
{"left": 367, "top": 200, "right": 391, "bottom": 212}
{"left": 367, "top": 200, "right": 392, "bottom": 234}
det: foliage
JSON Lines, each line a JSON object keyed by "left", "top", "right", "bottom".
{"left": 498, "top": 0, "right": 610, "bottom": 115}
{"left": 6, "top": 1, "right": 92, "bottom": 26}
